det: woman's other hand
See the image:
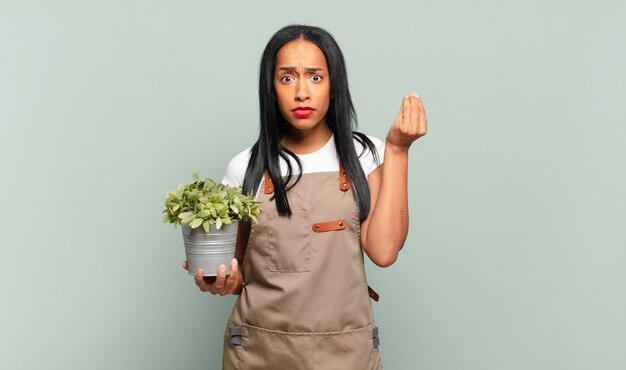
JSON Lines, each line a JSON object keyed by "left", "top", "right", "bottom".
{"left": 386, "top": 92, "right": 427, "bottom": 151}
{"left": 182, "top": 259, "right": 244, "bottom": 295}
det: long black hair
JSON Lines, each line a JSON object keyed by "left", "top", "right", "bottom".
{"left": 243, "top": 24, "right": 379, "bottom": 220}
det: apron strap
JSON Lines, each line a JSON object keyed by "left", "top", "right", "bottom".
{"left": 263, "top": 170, "right": 274, "bottom": 194}
{"left": 339, "top": 163, "right": 350, "bottom": 191}
{"left": 265, "top": 164, "right": 349, "bottom": 193}
{"left": 368, "top": 285, "right": 380, "bottom": 302}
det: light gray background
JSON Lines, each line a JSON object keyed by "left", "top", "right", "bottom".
{"left": 2, "top": 1, "right": 625, "bottom": 369}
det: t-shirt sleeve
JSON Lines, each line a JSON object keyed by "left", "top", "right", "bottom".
{"left": 358, "top": 135, "right": 385, "bottom": 176}
{"left": 221, "top": 148, "right": 251, "bottom": 187}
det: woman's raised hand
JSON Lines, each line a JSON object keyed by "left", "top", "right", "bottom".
{"left": 182, "top": 259, "right": 243, "bottom": 295}
{"left": 386, "top": 92, "right": 428, "bottom": 151}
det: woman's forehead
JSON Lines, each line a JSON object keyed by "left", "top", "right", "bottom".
{"left": 275, "top": 39, "right": 328, "bottom": 69}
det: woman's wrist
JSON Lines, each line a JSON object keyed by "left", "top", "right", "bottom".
{"left": 385, "top": 138, "right": 410, "bottom": 156}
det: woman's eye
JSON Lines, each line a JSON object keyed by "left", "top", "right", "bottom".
{"left": 311, "top": 75, "right": 322, "bottom": 82}
{"left": 281, "top": 76, "right": 293, "bottom": 83}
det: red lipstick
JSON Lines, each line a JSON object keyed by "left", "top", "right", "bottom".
{"left": 292, "top": 106, "right": 315, "bottom": 118}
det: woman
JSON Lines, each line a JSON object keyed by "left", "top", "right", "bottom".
{"left": 184, "top": 24, "right": 427, "bottom": 369}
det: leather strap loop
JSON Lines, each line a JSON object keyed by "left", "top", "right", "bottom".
{"left": 265, "top": 165, "right": 348, "bottom": 193}
{"left": 229, "top": 326, "right": 243, "bottom": 346}
{"left": 372, "top": 326, "right": 380, "bottom": 348}
{"left": 312, "top": 219, "right": 346, "bottom": 233}
{"left": 339, "top": 163, "right": 350, "bottom": 191}
{"left": 264, "top": 170, "right": 274, "bottom": 194}
{"left": 368, "top": 285, "right": 380, "bottom": 302}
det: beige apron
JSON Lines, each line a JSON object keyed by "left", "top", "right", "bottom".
{"left": 222, "top": 166, "right": 382, "bottom": 370}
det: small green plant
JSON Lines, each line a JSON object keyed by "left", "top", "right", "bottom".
{"left": 162, "top": 172, "right": 261, "bottom": 232}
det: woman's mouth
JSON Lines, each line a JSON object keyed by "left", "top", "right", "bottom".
{"left": 292, "top": 107, "right": 315, "bottom": 118}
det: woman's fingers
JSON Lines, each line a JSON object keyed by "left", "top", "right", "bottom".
{"left": 418, "top": 95, "right": 427, "bottom": 135}
{"left": 194, "top": 268, "right": 210, "bottom": 292}
{"left": 190, "top": 260, "right": 242, "bottom": 295}
{"left": 396, "top": 92, "right": 422, "bottom": 130}
{"left": 409, "top": 93, "right": 418, "bottom": 129}
{"left": 213, "top": 264, "right": 227, "bottom": 292}
{"left": 387, "top": 92, "right": 427, "bottom": 150}
{"left": 182, "top": 260, "right": 188, "bottom": 270}
{"left": 221, "top": 259, "right": 240, "bottom": 295}
{"left": 401, "top": 95, "right": 411, "bottom": 131}
{"left": 394, "top": 96, "right": 404, "bottom": 128}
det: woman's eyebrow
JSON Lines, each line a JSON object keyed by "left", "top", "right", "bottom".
{"left": 277, "top": 66, "right": 324, "bottom": 72}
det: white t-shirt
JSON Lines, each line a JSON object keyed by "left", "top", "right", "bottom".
{"left": 221, "top": 134, "right": 385, "bottom": 192}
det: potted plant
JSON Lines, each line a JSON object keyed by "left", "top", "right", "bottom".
{"left": 162, "top": 172, "right": 261, "bottom": 276}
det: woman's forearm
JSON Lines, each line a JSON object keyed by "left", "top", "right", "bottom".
{"left": 362, "top": 143, "right": 410, "bottom": 266}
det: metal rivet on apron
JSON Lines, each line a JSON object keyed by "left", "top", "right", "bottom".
{"left": 338, "top": 222, "right": 344, "bottom": 227}
{"left": 314, "top": 225, "right": 320, "bottom": 230}
{"left": 342, "top": 182, "right": 347, "bottom": 187}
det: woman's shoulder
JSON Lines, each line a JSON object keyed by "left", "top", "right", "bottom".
{"left": 221, "top": 147, "right": 252, "bottom": 187}
{"left": 353, "top": 133, "right": 385, "bottom": 176}
{"left": 222, "top": 133, "right": 385, "bottom": 185}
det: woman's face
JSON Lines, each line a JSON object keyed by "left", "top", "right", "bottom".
{"left": 273, "top": 39, "right": 331, "bottom": 133}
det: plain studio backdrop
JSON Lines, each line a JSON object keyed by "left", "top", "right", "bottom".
{"left": 1, "top": 1, "right": 625, "bottom": 369}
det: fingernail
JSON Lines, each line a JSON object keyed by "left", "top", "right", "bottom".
{"left": 219, "top": 265, "right": 225, "bottom": 272}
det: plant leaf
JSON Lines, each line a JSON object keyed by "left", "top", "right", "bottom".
{"left": 189, "top": 218, "right": 203, "bottom": 229}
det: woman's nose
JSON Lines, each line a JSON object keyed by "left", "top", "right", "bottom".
{"left": 295, "top": 79, "right": 310, "bottom": 101}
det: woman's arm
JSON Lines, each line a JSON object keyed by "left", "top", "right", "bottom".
{"left": 360, "top": 92, "right": 427, "bottom": 267}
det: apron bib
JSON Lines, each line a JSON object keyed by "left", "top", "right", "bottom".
{"left": 222, "top": 168, "right": 382, "bottom": 370}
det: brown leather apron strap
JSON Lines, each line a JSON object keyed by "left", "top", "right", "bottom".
{"left": 368, "top": 285, "right": 380, "bottom": 302}
{"left": 266, "top": 165, "right": 348, "bottom": 193}
{"left": 264, "top": 170, "right": 274, "bottom": 194}
{"left": 339, "top": 163, "right": 350, "bottom": 191}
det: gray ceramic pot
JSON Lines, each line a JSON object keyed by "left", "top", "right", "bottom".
{"left": 181, "top": 220, "right": 238, "bottom": 276}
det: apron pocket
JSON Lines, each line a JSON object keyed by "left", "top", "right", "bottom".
{"left": 267, "top": 210, "right": 311, "bottom": 272}
{"left": 312, "top": 326, "right": 382, "bottom": 370}
{"left": 242, "top": 323, "right": 313, "bottom": 370}
{"left": 241, "top": 324, "right": 381, "bottom": 370}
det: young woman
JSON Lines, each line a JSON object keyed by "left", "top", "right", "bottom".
{"left": 183, "top": 24, "right": 427, "bottom": 369}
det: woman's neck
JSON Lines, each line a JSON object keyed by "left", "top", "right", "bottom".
{"left": 282, "top": 123, "right": 333, "bottom": 155}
